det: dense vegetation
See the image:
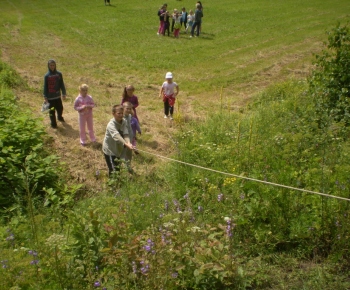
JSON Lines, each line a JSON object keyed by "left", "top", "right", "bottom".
{"left": 1, "top": 22, "right": 350, "bottom": 289}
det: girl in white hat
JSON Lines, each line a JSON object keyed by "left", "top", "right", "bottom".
{"left": 159, "top": 72, "right": 179, "bottom": 120}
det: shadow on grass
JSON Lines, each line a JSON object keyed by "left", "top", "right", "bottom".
{"left": 58, "top": 122, "right": 80, "bottom": 139}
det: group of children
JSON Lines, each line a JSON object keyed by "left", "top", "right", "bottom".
{"left": 74, "top": 84, "right": 141, "bottom": 175}
{"left": 44, "top": 60, "right": 180, "bottom": 176}
{"left": 157, "top": 2, "right": 203, "bottom": 38}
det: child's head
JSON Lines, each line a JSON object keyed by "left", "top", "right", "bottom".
{"left": 189, "top": 10, "right": 193, "bottom": 15}
{"left": 165, "top": 72, "right": 173, "bottom": 83}
{"left": 48, "top": 59, "right": 56, "bottom": 72}
{"left": 79, "top": 83, "right": 88, "bottom": 96}
{"left": 123, "top": 101, "right": 133, "bottom": 116}
{"left": 182, "top": 7, "right": 186, "bottom": 11}
{"left": 125, "top": 85, "right": 135, "bottom": 97}
{"left": 112, "top": 105, "right": 124, "bottom": 122}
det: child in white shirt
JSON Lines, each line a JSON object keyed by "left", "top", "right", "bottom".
{"left": 159, "top": 72, "right": 179, "bottom": 120}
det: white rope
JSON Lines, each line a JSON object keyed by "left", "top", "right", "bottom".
{"left": 136, "top": 149, "right": 350, "bottom": 202}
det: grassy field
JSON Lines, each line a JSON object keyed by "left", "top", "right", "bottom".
{"left": 1, "top": 1, "right": 350, "bottom": 289}
{"left": 1, "top": 0, "right": 349, "bottom": 185}
{"left": 0, "top": 0, "right": 349, "bottom": 201}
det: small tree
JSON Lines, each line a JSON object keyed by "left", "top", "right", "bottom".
{"left": 308, "top": 22, "right": 350, "bottom": 126}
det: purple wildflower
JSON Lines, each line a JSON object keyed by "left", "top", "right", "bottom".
{"left": 226, "top": 219, "right": 235, "bottom": 238}
{"left": 217, "top": 193, "right": 224, "bottom": 202}
{"left": 30, "top": 260, "right": 39, "bottom": 265}
{"left": 6, "top": 233, "right": 14, "bottom": 241}
{"left": 28, "top": 250, "right": 38, "bottom": 256}
{"left": 183, "top": 192, "right": 189, "bottom": 200}
{"left": 164, "top": 200, "right": 169, "bottom": 211}
{"left": 1, "top": 260, "right": 8, "bottom": 269}
{"left": 132, "top": 261, "right": 137, "bottom": 274}
{"left": 144, "top": 245, "right": 151, "bottom": 252}
{"left": 240, "top": 193, "right": 245, "bottom": 199}
{"left": 140, "top": 264, "right": 150, "bottom": 274}
{"left": 94, "top": 281, "right": 101, "bottom": 287}
{"left": 96, "top": 170, "right": 100, "bottom": 176}
{"left": 172, "top": 272, "right": 178, "bottom": 278}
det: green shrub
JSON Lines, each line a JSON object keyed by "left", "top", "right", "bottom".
{"left": 0, "top": 62, "right": 24, "bottom": 88}
{"left": 0, "top": 86, "right": 60, "bottom": 211}
{"left": 308, "top": 22, "right": 350, "bottom": 125}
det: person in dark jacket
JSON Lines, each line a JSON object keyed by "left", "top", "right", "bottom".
{"left": 190, "top": 3, "right": 203, "bottom": 38}
{"left": 43, "top": 59, "right": 67, "bottom": 128}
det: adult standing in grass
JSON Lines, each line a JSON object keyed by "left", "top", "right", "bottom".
{"left": 159, "top": 72, "right": 179, "bottom": 120}
{"left": 190, "top": 3, "right": 203, "bottom": 38}
{"left": 105, "top": 0, "right": 111, "bottom": 6}
{"left": 102, "top": 105, "right": 134, "bottom": 176}
{"left": 43, "top": 59, "right": 67, "bottom": 129}
{"left": 121, "top": 85, "right": 139, "bottom": 121}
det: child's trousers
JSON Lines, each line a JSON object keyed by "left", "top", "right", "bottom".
{"left": 164, "top": 99, "right": 174, "bottom": 116}
{"left": 79, "top": 112, "right": 96, "bottom": 144}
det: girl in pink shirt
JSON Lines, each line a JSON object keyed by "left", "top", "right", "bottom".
{"left": 74, "top": 84, "right": 96, "bottom": 146}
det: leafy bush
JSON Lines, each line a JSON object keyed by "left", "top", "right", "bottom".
{"left": 0, "top": 62, "right": 25, "bottom": 88}
{"left": 308, "top": 22, "right": 350, "bottom": 125}
{"left": 0, "top": 86, "right": 60, "bottom": 211}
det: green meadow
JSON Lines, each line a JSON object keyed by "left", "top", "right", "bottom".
{"left": 1, "top": 0, "right": 350, "bottom": 289}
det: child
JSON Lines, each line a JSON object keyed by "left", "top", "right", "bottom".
{"left": 180, "top": 7, "right": 188, "bottom": 31}
{"left": 171, "top": 9, "right": 177, "bottom": 32}
{"left": 159, "top": 72, "right": 179, "bottom": 120}
{"left": 121, "top": 85, "right": 139, "bottom": 121}
{"left": 186, "top": 10, "right": 194, "bottom": 33}
{"left": 173, "top": 11, "right": 181, "bottom": 38}
{"left": 130, "top": 106, "right": 141, "bottom": 150}
{"left": 121, "top": 102, "right": 135, "bottom": 173}
{"left": 43, "top": 59, "right": 67, "bottom": 128}
{"left": 102, "top": 105, "right": 134, "bottom": 176}
{"left": 73, "top": 84, "right": 96, "bottom": 146}
{"left": 163, "top": 11, "right": 170, "bottom": 36}
{"left": 190, "top": 3, "right": 203, "bottom": 38}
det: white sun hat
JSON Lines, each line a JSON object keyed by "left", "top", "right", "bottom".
{"left": 165, "top": 72, "right": 173, "bottom": 79}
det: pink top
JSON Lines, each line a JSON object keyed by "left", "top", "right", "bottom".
{"left": 74, "top": 94, "right": 95, "bottom": 115}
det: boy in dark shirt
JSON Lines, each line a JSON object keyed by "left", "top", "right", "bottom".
{"left": 43, "top": 59, "right": 67, "bottom": 128}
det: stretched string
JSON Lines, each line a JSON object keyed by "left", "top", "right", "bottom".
{"left": 136, "top": 149, "right": 350, "bottom": 202}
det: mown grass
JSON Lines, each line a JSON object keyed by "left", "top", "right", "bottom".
{"left": 3, "top": 0, "right": 348, "bottom": 184}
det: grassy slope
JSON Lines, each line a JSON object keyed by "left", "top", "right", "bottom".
{"left": 0, "top": 0, "right": 349, "bottom": 186}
